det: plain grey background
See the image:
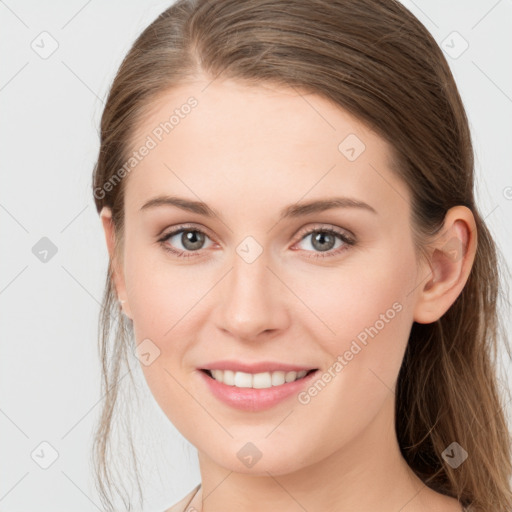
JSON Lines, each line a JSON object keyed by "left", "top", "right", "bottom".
{"left": 1, "top": 1, "right": 511, "bottom": 511}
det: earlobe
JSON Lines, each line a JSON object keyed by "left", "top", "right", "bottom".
{"left": 413, "top": 206, "right": 477, "bottom": 324}
{"left": 99, "top": 207, "right": 133, "bottom": 319}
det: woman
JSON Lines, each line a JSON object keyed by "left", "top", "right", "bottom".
{"left": 91, "top": 0, "right": 512, "bottom": 510}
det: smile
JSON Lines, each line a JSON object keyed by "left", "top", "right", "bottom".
{"left": 198, "top": 366, "right": 319, "bottom": 412}
{"left": 202, "top": 368, "right": 316, "bottom": 389}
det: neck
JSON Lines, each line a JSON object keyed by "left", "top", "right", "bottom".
{"left": 195, "top": 393, "right": 430, "bottom": 512}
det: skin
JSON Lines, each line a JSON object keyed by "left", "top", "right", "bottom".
{"left": 100, "top": 77, "right": 476, "bottom": 512}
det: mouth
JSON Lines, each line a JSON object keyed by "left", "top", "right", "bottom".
{"left": 200, "top": 368, "right": 318, "bottom": 389}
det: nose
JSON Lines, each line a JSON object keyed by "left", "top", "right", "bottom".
{"left": 214, "top": 244, "right": 291, "bottom": 342}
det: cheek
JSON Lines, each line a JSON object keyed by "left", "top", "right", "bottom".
{"left": 122, "top": 252, "right": 207, "bottom": 431}
{"left": 122, "top": 249, "right": 215, "bottom": 410}
{"left": 295, "top": 249, "right": 415, "bottom": 336}
{"left": 123, "top": 245, "right": 205, "bottom": 337}
{"left": 289, "top": 248, "right": 417, "bottom": 392}
{"left": 283, "top": 254, "right": 416, "bottom": 454}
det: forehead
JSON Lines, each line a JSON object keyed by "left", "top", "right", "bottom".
{"left": 124, "top": 78, "right": 409, "bottom": 220}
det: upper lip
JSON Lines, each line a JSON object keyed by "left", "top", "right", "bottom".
{"left": 200, "top": 360, "right": 318, "bottom": 373}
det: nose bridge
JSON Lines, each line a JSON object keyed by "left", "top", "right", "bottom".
{"left": 215, "top": 236, "right": 288, "bottom": 339}
{"left": 231, "top": 242, "right": 270, "bottom": 300}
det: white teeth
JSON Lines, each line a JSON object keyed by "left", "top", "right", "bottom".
{"left": 253, "top": 372, "right": 271, "bottom": 389}
{"left": 234, "top": 371, "right": 252, "bottom": 388}
{"left": 208, "top": 369, "right": 311, "bottom": 388}
{"left": 223, "top": 369, "right": 235, "bottom": 386}
{"left": 271, "top": 371, "right": 285, "bottom": 386}
{"left": 211, "top": 369, "right": 223, "bottom": 382}
{"left": 285, "top": 371, "right": 297, "bottom": 383}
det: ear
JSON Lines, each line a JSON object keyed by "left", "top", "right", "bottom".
{"left": 100, "top": 207, "right": 133, "bottom": 319}
{"left": 413, "top": 205, "right": 477, "bottom": 324}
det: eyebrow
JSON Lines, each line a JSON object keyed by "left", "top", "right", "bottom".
{"left": 140, "top": 195, "right": 377, "bottom": 220}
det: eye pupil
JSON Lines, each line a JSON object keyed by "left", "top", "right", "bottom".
{"left": 182, "top": 230, "right": 205, "bottom": 250}
{"left": 312, "top": 231, "right": 336, "bottom": 252}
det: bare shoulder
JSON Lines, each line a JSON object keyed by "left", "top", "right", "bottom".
{"left": 163, "top": 484, "right": 201, "bottom": 512}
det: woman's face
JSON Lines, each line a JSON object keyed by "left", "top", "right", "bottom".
{"left": 107, "top": 77, "right": 428, "bottom": 475}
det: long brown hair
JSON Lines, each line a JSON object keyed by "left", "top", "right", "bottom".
{"left": 91, "top": 1, "right": 512, "bottom": 510}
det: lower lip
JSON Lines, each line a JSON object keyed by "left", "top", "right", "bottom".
{"left": 198, "top": 370, "right": 318, "bottom": 412}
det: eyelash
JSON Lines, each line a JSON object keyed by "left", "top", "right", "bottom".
{"left": 157, "top": 224, "right": 356, "bottom": 260}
